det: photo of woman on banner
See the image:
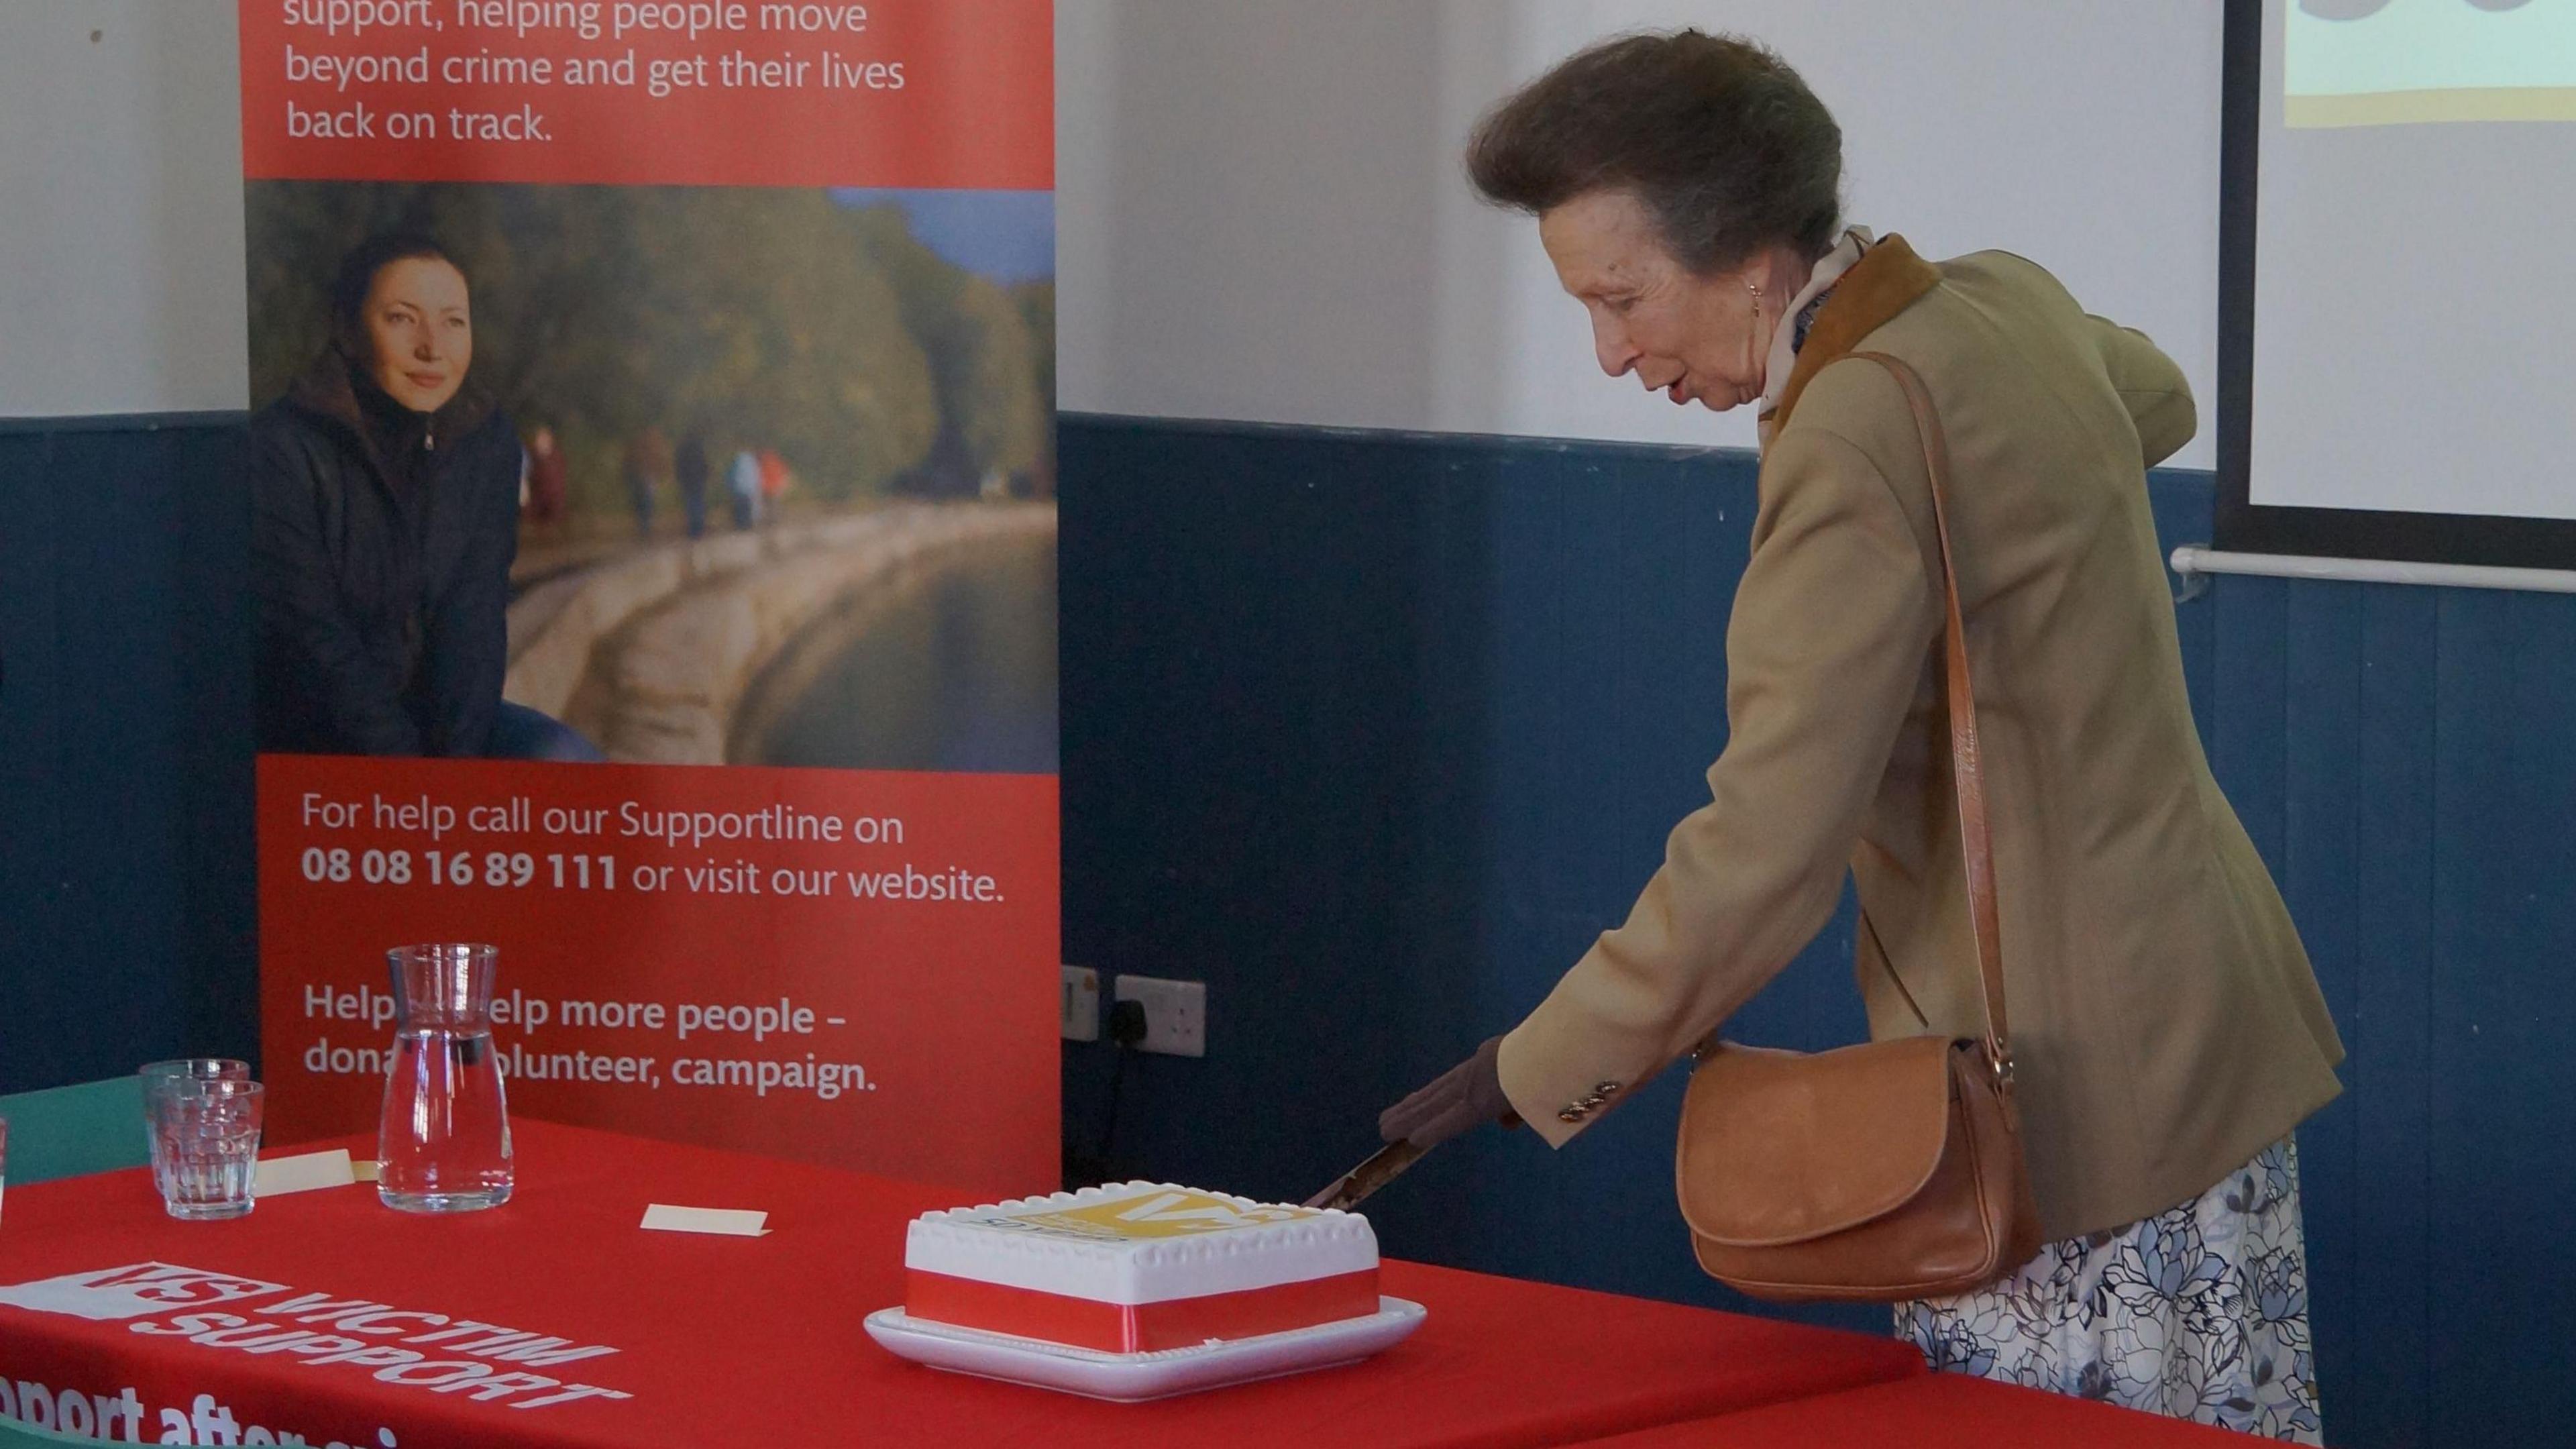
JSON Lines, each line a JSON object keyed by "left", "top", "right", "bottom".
{"left": 251, "top": 232, "right": 602, "bottom": 761}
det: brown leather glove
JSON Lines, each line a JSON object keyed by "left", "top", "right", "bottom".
{"left": 1379, "top": 1034, "right": 1519, "bottom": 1148}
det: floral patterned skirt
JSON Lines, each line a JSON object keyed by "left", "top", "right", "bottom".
{"left": 1894, "top": 1136, "right": 2322, "bottom": 1442}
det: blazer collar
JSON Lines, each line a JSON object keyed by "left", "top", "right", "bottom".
{"left": 1764, "top": 233, "right": 1942, "bottom": 436}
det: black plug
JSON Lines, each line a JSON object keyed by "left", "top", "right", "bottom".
{"left": 1066, "top": 998, "right": 1155, "bottom": 1191}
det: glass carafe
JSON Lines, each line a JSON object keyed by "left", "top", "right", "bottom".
{"left": 378, "top": 943, "right": 514, "bottom": 1212}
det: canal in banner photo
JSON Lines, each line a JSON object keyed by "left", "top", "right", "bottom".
{"left": 746, "top": 529, "right": 1059, "bottom": 775}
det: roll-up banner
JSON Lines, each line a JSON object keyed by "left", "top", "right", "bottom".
{"left": 239, "top": 0, "right": 1058, "bottom": 1193}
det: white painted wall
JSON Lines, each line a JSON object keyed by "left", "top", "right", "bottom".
{"left": 1059, "top": 0, "right": 2225, "bottom": 466}
{"left": 3, "top": 1, "right": 2219, "bottom": 468}
{"left": 0, "top": 1, "right": 246, "bottom": 418}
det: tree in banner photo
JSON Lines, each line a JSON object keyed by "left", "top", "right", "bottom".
{"left": 239, "top": 0, "right": 1059, "bottom": 1193}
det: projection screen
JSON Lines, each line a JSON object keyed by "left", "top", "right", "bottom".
{"left": 2220, "top": 0, "right": 2576, "bottom": 566}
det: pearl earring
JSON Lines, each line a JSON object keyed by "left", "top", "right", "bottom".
{"left": 1742, "top": 278, "right": 1765, "bottom": 382}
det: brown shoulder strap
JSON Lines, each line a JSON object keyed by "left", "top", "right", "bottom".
{"left": 1845, "top": 352, "right": 2011, "bottom": 1085}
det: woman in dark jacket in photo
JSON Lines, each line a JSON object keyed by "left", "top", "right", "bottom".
{"left": 252, "top": 233, "right": 598, "bottom": 761}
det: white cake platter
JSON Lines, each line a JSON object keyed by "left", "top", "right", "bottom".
{"left": 865, "top": 1296, "right": 1427, "bottom": 1403}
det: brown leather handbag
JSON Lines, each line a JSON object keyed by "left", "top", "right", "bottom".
{"left": 1675, "top": 351, "right": 2044, "bottom": 1304}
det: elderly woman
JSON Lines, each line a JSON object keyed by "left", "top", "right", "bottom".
{"left": 1377, "top": 32, "right": 2341, "bottom": 1442}
{"left": 253, "top": 232, "right": 598, "bottom": 761}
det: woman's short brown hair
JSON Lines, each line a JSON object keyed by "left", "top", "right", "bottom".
{"left": 1466, "top": 30, "right": 1843, "bottom": 275}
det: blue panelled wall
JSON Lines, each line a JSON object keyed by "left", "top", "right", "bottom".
{"left": 3, "top": 411, "right": 2570, "bottom": 1447}
{"left": 0, "top": 417, "right": 258, "bottom": 1091}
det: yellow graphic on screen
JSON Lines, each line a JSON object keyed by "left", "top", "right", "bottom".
{"left": 2289, "top": 0, "right": 2576, "bottom": 127}
{"left": 1004, "top": 1190, "right": 1314, "bottom": 1240}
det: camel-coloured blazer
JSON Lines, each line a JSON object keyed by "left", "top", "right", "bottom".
{"left": 1496, "top": 235, "right": 2345, "bottom": 1243}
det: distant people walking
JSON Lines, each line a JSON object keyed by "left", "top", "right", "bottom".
{"left": 524, "top": 425, "right": 568, "bottom": 530}
{"left": 677, "top": 433, "right": 712, "bottom": 539}
{"left": 623, "top": 426, "right": 669, "bottom": 540}
{"left": 757, "top": 447, "right": 791, "bottom": 513}
{"left": 729, "top": 447, "right": 762, "bottom": 529}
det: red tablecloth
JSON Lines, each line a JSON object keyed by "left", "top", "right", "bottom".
{"left": 0, "top": 1120, "right": 1921, "bottom": 1448}
{"left": 1570, "top": 1371, "right": 2308, "bottom": 1446}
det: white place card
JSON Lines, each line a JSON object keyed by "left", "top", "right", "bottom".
{"left": 641, "top": 1203, "right": 770, "bottom": 1237}
{"left": 253, "top": 1149, "right": 358, "bottom": 1198}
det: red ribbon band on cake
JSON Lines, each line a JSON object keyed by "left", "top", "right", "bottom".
{"left": 907, "top": 1268, "right": 1381, "bottom": 1353}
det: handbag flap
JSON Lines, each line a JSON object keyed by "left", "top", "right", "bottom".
{"left": 1676, "top": 1035, "right": 1958, "bottom": 1248}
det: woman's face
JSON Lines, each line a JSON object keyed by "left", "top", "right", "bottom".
{"left": 1539, "top": 189, "right": 1770, "bottom": 413}
{"left": 360, "top": 256, "right": 473, "bottom": 413}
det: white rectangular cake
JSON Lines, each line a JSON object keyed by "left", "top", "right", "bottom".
{"left": 903, "top": 1182, "right": 1381, "bottom": 1353}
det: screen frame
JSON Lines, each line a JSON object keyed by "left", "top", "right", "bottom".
{"left": 2216, "top": 0, "right": 2576, "bottom": 570}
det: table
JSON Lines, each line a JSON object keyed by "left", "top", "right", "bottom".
{"left": 1569, "top": 1371, "right": 2312, "bottom": 1446}
{"left": 0, "top": 1120, "right": 1923, "bottom": 1447}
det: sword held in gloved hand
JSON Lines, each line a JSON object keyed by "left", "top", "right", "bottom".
{"left": 1302, "top": 1139, "right": 1430, "bottom": 1212}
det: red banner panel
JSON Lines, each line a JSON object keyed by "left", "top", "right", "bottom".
{"left": 240, "top": 0, "right": 1053, "bottom": 188}
{"left": 258, "top": 754, "right": 1059, "bottom": 1196}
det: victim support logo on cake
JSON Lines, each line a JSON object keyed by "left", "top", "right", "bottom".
{"left": 903, "top": 1185, "right": 1382, "bottom": 1353}
{"left": 981, "top": 1188, "right": 1317, "bottom": 1242}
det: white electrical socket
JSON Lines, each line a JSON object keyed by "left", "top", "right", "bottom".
{"left": 1114, "top": 976, "right": 1207, "bottom": 1057}
{"left": 1061, "top": 965, "right": 1101, "bottom": 1042}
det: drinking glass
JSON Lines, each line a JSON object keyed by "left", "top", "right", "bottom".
{"left": 379, "top": 943, "right": 514, "bottom": 1213}
{"left": 147, "top": 1079, "right": 262, "bottom": 1220}
{"left": 140, "top": 1059, "right": 252, "bottom": 1095}
{"left": 140, "top": 1059, "right": 252, "bottom": 1201}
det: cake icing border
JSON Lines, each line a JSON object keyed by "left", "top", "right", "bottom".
{"left": 904, "top": 1181, "right": 1379, "bottom": 1305}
